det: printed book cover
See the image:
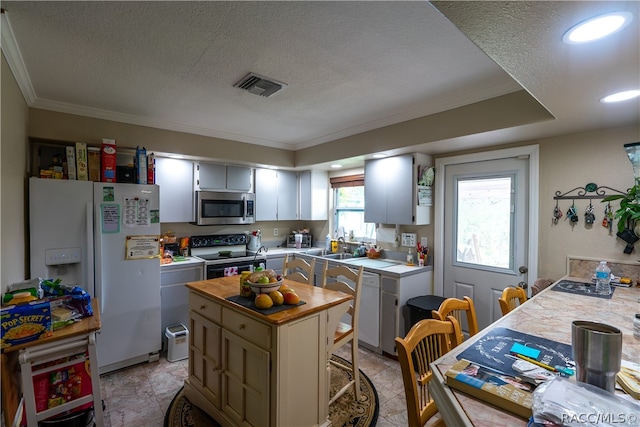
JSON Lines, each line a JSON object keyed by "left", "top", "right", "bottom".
{"left": 445, "top": 359, "right": 534, "bottom": 419}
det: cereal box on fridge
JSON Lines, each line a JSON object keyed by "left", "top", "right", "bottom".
{"left": 75, "top": 142, "right": 88, "bottom": 181}
{"left": 88, "top": 147, "right": 101, "bottom": 182}
{"left": 135, "top": 146, "right": 147, "bottom": 184}
{"left": 65, "top": 146, "right": 77, "bottom": 180}
{"left": 101, "top": 138, "right": 117, "bottom": 182}
{"left": 147, "top": 152, "right": 155, "bottom": 184}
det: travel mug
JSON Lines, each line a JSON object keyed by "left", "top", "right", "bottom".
{"left": 295, "top": 233, "right": 303, "bottom": 249}
{"left": 571, "top": 320, "right": 622, "bottom": 393}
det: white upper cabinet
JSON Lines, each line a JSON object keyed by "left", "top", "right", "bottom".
{"left": 364, "top": 153, "right": 431, "bottom": 225}
{"left": 156, "top": 157, "right": 195, "bottom": 223}
{"left": 197, "top": 162, "right": 226, "bottom": 190}
{"left": 255, "top": 169, "right": 298, "bottom": 221}
{"left": 196, "top": 162, "right": 253, "bottom": 192}
{"left": 299, "top": 170, "right": 328, "bottom": 221}
{"left": 277, "top": 170, "right": 298, "bottom": 221}
{"left": 226, "top": 165, "right": 253, "bottom": 192}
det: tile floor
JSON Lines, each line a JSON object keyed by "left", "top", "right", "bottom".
{"left": 98, "top": 343, "right": 443, "bottom": 427}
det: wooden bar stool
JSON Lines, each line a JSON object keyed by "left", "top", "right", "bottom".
{"left": 499, "top": 286, "right": 527, "bottom": 316}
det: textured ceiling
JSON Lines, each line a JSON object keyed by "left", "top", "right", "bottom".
{"left": 2, "top": 1, "right": 639, "bottom": 167}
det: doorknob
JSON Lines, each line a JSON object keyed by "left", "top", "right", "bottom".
{"left": 519, "top": 266, "right": 528, "bottom": 274}
{"left": 517, "top": 281, "right": 528, "bottom": 289}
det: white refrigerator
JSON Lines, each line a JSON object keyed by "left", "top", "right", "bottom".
{"left": 29, "top": 177, "right": 161, "bottom": 374}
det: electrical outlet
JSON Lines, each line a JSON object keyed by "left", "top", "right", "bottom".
{"left": 401, "top": 233, "right": 417, "bottom": 247}
{"left": 274, "top": 228, "right": 278, "bottom": 236}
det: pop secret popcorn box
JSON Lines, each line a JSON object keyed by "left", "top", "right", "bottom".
{"left": 1, "top": 301, "right": 52, "bottom": 348}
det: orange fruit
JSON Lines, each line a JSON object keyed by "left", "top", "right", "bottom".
{"left": 255, "top": 294, "right": 274, "bottom": 310}
{"left": 269, "top": 290, "right": 284, "bottom": 306}
{"left": 283, "top": 291, "right": 300, "bottom": 305}
{"left": 279, "top": 284, "right": 293, "bottom": 294}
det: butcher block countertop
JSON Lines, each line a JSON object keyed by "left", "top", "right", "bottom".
{"left": 186, "top": 276, "right": 353, "bottom": 326}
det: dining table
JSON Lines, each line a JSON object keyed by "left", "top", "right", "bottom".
{"left": 429, "top": 277, "right": 640, "bottom": 427}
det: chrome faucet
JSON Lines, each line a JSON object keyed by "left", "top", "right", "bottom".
{"left": 252, "top": 245, "right": 267, "bottom": 264}
{"left": 337, "top": 237, "right": 348, "bottom": 253}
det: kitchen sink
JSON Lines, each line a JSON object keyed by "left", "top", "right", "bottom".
{"left": 321, "top": 252, "right": 354, "bottom": 260}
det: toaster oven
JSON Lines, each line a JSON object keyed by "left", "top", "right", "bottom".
{"left": 287, "top": 233, "right": 313, "bottom": 248}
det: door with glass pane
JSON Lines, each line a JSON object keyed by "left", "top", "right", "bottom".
{"left": 443, "top": 157, "right": 529, "bottom": 330}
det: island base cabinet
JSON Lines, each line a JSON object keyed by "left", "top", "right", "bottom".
{"left": 188, "top": 311, "right": 221, "bottom": 408}
{"left": 221, "top": 330, "right": 270, "bottom": 427}
{"left": 185, "top": 288, "right": 338, "bottom": 427}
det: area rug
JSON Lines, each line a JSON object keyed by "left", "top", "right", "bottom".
{"left": 164, "top": 354, "right": 379, "bottom": 427}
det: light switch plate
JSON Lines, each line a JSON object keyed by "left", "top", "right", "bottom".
{"left": 401, "top": 233, "right": 416, "bottom": 247}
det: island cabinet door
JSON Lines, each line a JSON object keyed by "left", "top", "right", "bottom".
{"left": 221, "top": 330, "right": 270, "bottom": 427}
{"left": 189, "top": 311, "right": 221, "bottom": 407}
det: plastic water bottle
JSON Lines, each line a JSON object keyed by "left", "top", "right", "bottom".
{"left": 595, "top": 261, "right": 611, "bottom": 295}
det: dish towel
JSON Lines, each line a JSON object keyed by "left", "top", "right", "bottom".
{"left": 224, "top": 267, "right": 238, "bottom": 276}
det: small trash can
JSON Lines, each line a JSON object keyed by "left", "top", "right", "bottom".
{"left": 165, "top": 324, "right": 189, "bottom": 362}
{"left": 406, "top": 295, "right": 447, "bottom": 327}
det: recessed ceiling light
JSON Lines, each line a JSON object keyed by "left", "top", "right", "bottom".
{"left": 600, "top": 89, "right": 640, "bottom": 103}
{"left": 372, "top": 153, "right": 388, "bottom": 159}
{"left": 563, "top": 11, "right": 633, "bottom": 44}
{"left": 331, "top": 164, "right": 343, "bottom": 169}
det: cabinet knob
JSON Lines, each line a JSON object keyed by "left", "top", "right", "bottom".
{"left": 239, "top": 324, "right": 246, "bottom": 330}
{"left": 200, "top": 305, "right": 206, "bottom": 310}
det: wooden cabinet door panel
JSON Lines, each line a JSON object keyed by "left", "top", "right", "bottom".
{"left": 221, "top": 330, "right": 270, "bottom": 427}
{"left": 189, "top": 311, "right": 221, "bottom": 406}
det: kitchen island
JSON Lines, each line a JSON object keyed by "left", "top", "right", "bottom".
{"left": 184, "top": 276, "right": 353, "bottom": 427}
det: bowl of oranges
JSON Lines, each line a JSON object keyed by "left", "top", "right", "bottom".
{"left": 246, "top": 269, "right": 283, "bottom": 294}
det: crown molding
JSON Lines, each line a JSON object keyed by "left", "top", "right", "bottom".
{"left": 1, "top": 11, "right": 36, "bottom": 105}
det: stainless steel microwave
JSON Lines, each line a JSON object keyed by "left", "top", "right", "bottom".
{"left": 193, "top": 191, "right": 255, "bottom": 225}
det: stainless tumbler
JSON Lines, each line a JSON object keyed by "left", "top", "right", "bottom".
{"left": 571, "top": 320, "right": 622, "bottom": 393}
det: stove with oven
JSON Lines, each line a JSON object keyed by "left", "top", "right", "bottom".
{"left": 190, "top": 233, "right": 266, "bottom": 279}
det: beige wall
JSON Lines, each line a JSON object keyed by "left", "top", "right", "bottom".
{"left": 537, "top": 126, "right": 639, "bottom": 280}
{"left": 1, "top": 54, "right": 30, "bottom": 292}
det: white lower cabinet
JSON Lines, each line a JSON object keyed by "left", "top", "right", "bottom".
{"left": 265, "top": 254, "right": 286, "bottom": 276}
{"left": 380, "top": 271, "right": 431, "bottom": 355}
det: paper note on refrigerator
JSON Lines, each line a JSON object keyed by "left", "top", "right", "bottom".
{"left": 124, "top": 197, "right": 151, "bottom": 227}
{"left": 101, "top": 204, "right": 120, "bottom": 233}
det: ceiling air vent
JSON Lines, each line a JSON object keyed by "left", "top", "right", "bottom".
{"left": 233, "top": 72, "right": 287, "bottom": 98}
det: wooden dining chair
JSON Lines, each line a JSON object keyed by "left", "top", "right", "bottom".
{"left": 395, "top": 316, "right": 462, "bottom": 427}
{"left": 431, "top": 296, "right": 479, "bottom": 342}
{"left": 499, "top": 286, "right": 528, "bottom": 316}
{"left": 531, "top": 278, "right": 554, "bottom": 296}
{"left": 321, "top": 261, "right": 365, "bottom": 404}
{"left": 282, "top": 254, "right": 316, "bottom": 286}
